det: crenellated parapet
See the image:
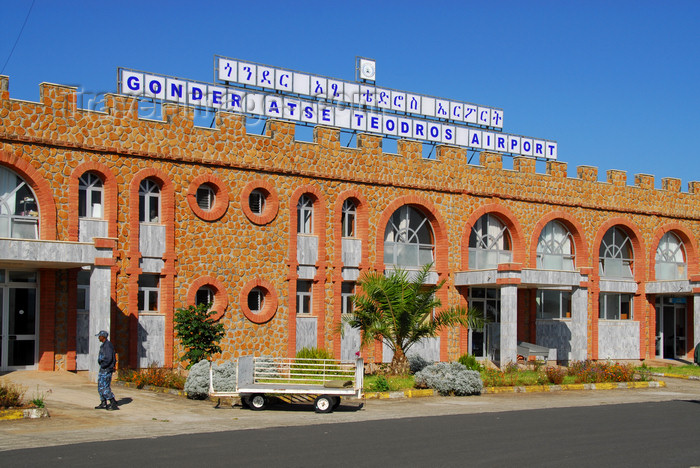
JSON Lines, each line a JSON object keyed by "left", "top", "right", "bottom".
{"left": 1, "top": 76, "right": 699, "bottom": 221}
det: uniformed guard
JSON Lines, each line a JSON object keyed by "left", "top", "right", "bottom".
{"left": 95, "top": 330, "right": 119, "bottom": 411}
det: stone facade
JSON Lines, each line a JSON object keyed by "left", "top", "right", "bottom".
{"left": 1, "top": 75, "right": 700, "bottom": 371}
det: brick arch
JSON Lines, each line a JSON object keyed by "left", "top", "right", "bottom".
{"left": 127, "top": 167, "right": 176, "bottom": 368}
{"left": 333, "top": 189, "right": 370, "bottom": 270}
{"left": 648, "top": 223, "right": 699, "bottom": 280}
{"left": 374, "top": 195, "right": 449, "bottom": 275}
{"left": 331, "top": 189, "right": 370, "bottom": 359}
{"left": 592, "top": 217, "right": 646, "bottom": 283}
{"left": 240, "top": 178, "right": 279, "bottom": 225}
{"left": 186, "top": 276, "right": 229, "bottom": 321}
{"left": 68, "top": 161, "right": 118, "bottom": 240}
{"left": 375, "top": 195, "right": 450, "bottom": 361}
{"left": 0, "top": 150, "right": 57, "bottom": 240}
{"left": 460, "top": 203, "right": 525, "bottom": 269}
{"left": 529, "top": 211, "right": 590, "bottom": 270}
{"left": 287, "top": 185, "right": 328, "bottom": 357}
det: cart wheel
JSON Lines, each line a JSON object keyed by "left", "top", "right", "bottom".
{"left": 332, "top": 397, "right": 341, "bottom": 410}
{"left": 248, "top": 394, "right": 268, "bottom": 411}
{"left": 314, "top": 395, "right": 334, "bottom": 413}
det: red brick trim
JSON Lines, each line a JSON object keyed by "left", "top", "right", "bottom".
{"left": 240, "top": 179, "right": 279, "bottom": 225}
{"left": 529, "top": 211, "right": 590, "bottom": 270}
{"left": 38, "top": 269, "right": 56, "bottom": 370}
{"left": 331, "top": 189, "right": 370, "bottom": 358}
{"left": 127, "top": 168, "right": 176, "bottom": 368}
{"left": 591, "top": 217, "right": 647, "bottom": 360}
{"left": 288, "top": 185, "right": 327, "bottom": 356}
{"left": 68, "top": 161, "right": 118, "bottom": 241}
{"left": 94, "top": 257, "right": 116, "bottom": 267}
{"left": 461, "top": 203, "right": 525, "bottom": 269}
{"left": 186, "top": 174, "right": 229, "bottom": 222}
{"left": 66, "top": 269, "right": 78, "bottom": 371}
{"left": 648, "top": 223, "right": 699, "bottom": 280}
{"left": 185, "top": 276, "right": 229, "bottom": 321}
{"left": 239, "top": 278, "right": 279, "bottom": 324}
{"left": 496, "top": 277, "right": 522, "bottom": 285}
{"left": 0, "top": 150, "right": 57, "bottom": 240}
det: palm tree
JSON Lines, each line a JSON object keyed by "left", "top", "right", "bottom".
{"left": 343, "top": 263, "right": 485, "bottom": 375}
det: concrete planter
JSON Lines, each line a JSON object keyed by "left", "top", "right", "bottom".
{"left": 0, "top": 407, "right": 50, "bottom": 420}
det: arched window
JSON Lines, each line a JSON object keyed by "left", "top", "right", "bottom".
{"left": 249, "top": 189, "right": 265, "bottom": 215}
{"left": 0, "top": 166, "right": 38, "bottom": 239}
{"left": 78, "top": 172, "right": 104, "bottom": 219}
{"left": 383, "top": 205, "right": 434, "bottom": 268}
{"left": 599, "top": 227, "right": 633, "bottom": 279}
{"left": 139, "top": 179, "right": 161, "bottom": 223}
{"left": 341, "top": 199, "right": 356, "bottom": 238}
{"left": 469, "top": 214, "right": 512, "bottom": 269}
{"left": 655, "top": 232, "right": 687, "bottom": 280}
{"left": 247, "top": 287, "right": 264, "bottom": 313}
{"left": 297, "top": 195, "right": 313, "bottom": 234}
{"left": 537, "top": 221, "right": 575, "bottom": 270}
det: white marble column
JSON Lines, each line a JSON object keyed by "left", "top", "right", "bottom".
{"left": 570, "top": 286, "right": 588, "bottom": 362}
{"left": 88, "top": 265, "right": 111, "bottom": 382}
{"left": 500, "top": 285, "right": 518, "bottom": 365}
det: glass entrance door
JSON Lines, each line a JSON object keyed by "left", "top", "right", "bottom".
{"left": 655, "top": 296, "right": 687, "bottom": 359}
{"left": 0, "top": 270, "right": 38, "bottom": 370}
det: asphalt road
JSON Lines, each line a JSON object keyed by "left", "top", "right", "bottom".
{"left": 5, "top": 399, "right": 700, "bottom": 467}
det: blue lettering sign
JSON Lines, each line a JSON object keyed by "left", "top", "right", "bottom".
{"left": 230, "top": 93, "right": 242, "bottom": 108}
{"left": 385, "top": 119, "right": 395, "bottom": 132}
{"left": 261, "top": 70, "right": 272, "bottom": 85}
{"left": 364, "top": 89, "right": 373, "bottom": 103}
{"left": 279, "top": 73, "right": 290, "bottom": 88}
{"left": 497, "top": 136, "right": 506, "bottom": 149}
{"left": 437, "top": 103, "right": 447, "bottom": 116}
{"left": 286, "top": 102, "right": 297, "bottom": 116}
{"left": 523, "top": 141, "right": 531, "bottom": 152}
{"left": 452, "top": 105, "right": 462, "bottom": 119}
{"left": 379, "top": 92, "right": 389, "bottom": 105}
{"left": 243, "top": 66, "right": 252, "bottom": 81}
{"left": 415, "top": 123, "right": 425, "bottom": 137}
{"left": 430, "top": 126, "right": 439, "bottom": 138}
{"left": 322, "top": 108, "right": 331, "bottom": 122}
{"left": 444, "top": 128, "right": 453, "bottom": 141}
{"left": 268, "top": 101, "right": 280, "bottom": 114}
{"left": 400, "top": 121, "right": 410, "bottom": 134}
{"left": 127, "top": 76, "right": 140, "bottom": 91}
{"left": 410, "top": 97, "right": 418, "bottom": 110}
{"left": 394, "top": 95, "right": 404, "bottom": 107}
{"left": 492, "top": 110, "right": 502, "bottom": 126}
{"left": 354, "top": 113, "right": 364, "bottom": 126}
{"left": 314, "top": 80, "right": 324, "bottom": 94}
{"left": 191, "top": 87, "right": 203, "bottom": 101}
{"left": 535, "top": 143, "right": 543, "bottom": 155}
{"left": 547, "top": 144, "right": 556, "bottom": 157}
{"left": 370, "top": 116, "right": 380, "bottom": 130}
{"left": 170, "top": 83, "right": 183, "bottom": 99}
{"left": 471, "top": 133, "right": 480, "bottom": 146}
{"left": 224, "top": 62, "right": 233, "bottom": 77}
{"left": 148, "top": 80, "right": 161, "bottom": 94}
{"left": 212, "top": 90, "right": 222, "bottom": 104}
{"left": 510, "top": 139, "right": 519, "bottom": 151}
{"left": 331, "top": 83, "right": 340, "bottom": 98}
{"left": 304, "top": 106, "right": 314, "bottom": 119}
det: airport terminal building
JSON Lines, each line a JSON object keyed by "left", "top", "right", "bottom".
{"left": 1, "top": 61, "right": 699, "bottom": 375}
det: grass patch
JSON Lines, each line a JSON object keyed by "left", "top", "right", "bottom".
{"left": 364, "top": 374, "right": 415, "bottom": 392}
{"left": 638, "top": 364, "right": 700, "bottom": 377}
{"left": 0, "top": 380, "right": 26, "bottom": 408}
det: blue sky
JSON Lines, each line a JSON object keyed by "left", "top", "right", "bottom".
{"left": 1, "top": 0, "right": 698, "bottom": 188}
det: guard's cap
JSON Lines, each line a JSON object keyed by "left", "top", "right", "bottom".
{"left": 96, "top": 330, "right": 109, "bottom": 338}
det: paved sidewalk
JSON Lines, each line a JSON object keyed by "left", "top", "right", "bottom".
{"left": 1, "top": 370, "right": 699, "bottom": 451}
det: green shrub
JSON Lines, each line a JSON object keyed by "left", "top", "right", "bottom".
{"left": 0, "top": 381, "right": 26, "bottom": 408}
{"left": 369, "top": 375, "right": 390, "bottom": 392}
{"left": 295, "top": 347, "right": 334, "bottom": 360}
{"left": 457, "top": 353, "right": 484, "bottom": 372}
{"left": 174, "top": 303, "right": 225, "bottom": 369}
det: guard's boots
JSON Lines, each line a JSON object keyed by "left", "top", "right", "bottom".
{"left": 94, "top": 400, "right": 107, "bottom": 409}
{"left": 106, "top": 398, "right": 119, "bottom": 411}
